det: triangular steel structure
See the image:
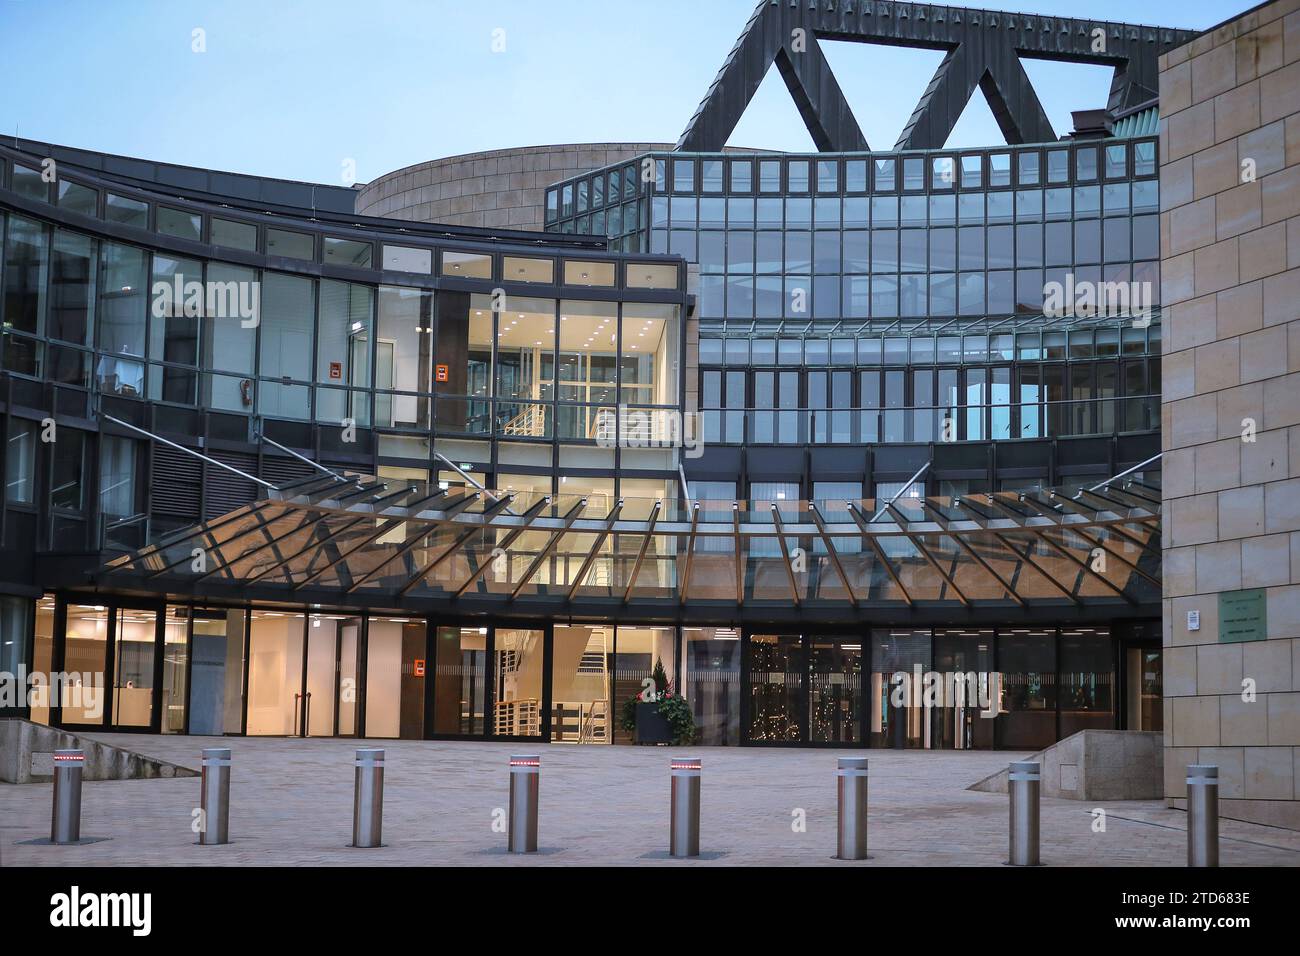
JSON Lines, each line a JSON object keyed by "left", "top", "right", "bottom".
{"left": 676, "top": 0, "right": 1197, "bottom": 152}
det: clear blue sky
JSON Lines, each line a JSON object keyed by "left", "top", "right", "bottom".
{"left": 0, "top": 0, "right": 1239, "bottom": 186}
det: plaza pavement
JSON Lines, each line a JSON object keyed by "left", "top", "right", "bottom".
{"left": 2, "top": 734, "right": 1298, "bottom": 866}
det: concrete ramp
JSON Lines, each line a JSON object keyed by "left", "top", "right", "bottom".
{"left": 968, "top": 730, "right": 1162, "bottom": 801}
{"left": 0, "top": 719, "right": 198, "bottom": 783}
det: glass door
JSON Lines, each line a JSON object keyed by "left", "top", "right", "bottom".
{"left": 551, "top": 624, "right": 612, "bottom": 743}
{"left": 60, "top": 604, "right": 111, "bottom": 727}
{"left": 747, "top": 634, "right": 865, "bottom": 745}
{"left": 186, "top": 608, "right": 246, "bottom": 736}
{"left": 808, "top": 637, "right": 862, "bottom": 744}
{"left": 931, "top": 628, "right": 995, "bottom": 749}
{"left": 492, "top": 627, "right": 544, "bottom": 738}
{"left": 747, "top": 634, "right": 805, "bottom": 743}
{"left": 431, "top": 625, "right": 488, "bottom": 736}
{"left": 110, "top": 606, "right": 160, "bottom": 730}
{"left": 246, "top": 611, "right": 305, "bottom": 735}
{"left": 304, "top": 616, "right": 338, "bottom": 737}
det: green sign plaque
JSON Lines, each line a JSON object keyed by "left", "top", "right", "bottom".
{"left": 1219, "top": 588, "right": 1267, "bottom": 643}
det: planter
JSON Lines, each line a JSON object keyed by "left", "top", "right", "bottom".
{"left": 634, "top": 701, "right": 673, "bottom": 745}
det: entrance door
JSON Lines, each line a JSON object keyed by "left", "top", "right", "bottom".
{"left": 747, "top": 633, "right": 864, "bottom": 745}
{"left": 492, "top": 627, "right": 544, "bottom": 738}
{"left": 110, "top": 606, "right": 162, "bottom": 731}
{"left": 246, "top": 611, "right": 305, "bottom": 735}
{"left": 747, "top": 634, "right": 805, "bottom": 743}
{"left": 807, "top": 637, "right": 862, "bottom": 744}
{"left": 304, "top": 618, "right": 338, "bottom": 737}
{"left": 551, "top": 624, "right": 612, "bottom": 744}
{"left": 187, "top": 608, "right": 246, "bottom": 736}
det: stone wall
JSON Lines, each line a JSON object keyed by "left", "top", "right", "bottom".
{"left": 968, "top": 730, "right": 1164, "bottom": 801}
{"left": 1158, "top": 0, "right": 1300, "bottom": 830}
{"left": 354, "top": 143, "right": 671, "bottom": 230}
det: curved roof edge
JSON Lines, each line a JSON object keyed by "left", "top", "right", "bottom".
{"left": 5, "top": 135, "right": 359, "bottom": 215}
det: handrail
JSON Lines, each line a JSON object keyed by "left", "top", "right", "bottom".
{"left": 1086, "top": 452, "right": 1163, "bottom": 492}
{"left": 869, "top": 461, "right": 931, "bottom": 523}
{"left": 255, "top": 428, "right": 356, "bottom": 486}
{"left": 102, "top": 414, "right": 276, "bottom": 490}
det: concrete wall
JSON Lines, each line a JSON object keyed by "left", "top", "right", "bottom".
{"left": 1158, "top": 0, "right": 1300, "bottom": 830}
{"left": 969, "top": 730, "right": 1164, "bottom": 800}
{"left": 0, "top": 719, "right": 196, "bottom": 783}
{"left": 354, "top": 143, "right": 671, "bottom": 230}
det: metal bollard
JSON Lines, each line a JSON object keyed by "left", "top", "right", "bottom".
{"left": 508, "top": 754, "right": 540, "bottom": 853}
{"left": 352, "top": 748, "right": 384, "bottom": 848}
{"left": 669, "top": 757, "right": 701, "bottom": 858}
{"left": 1186, "top": 764, "right": 1219, "bottom": 868}
{"left": 199, "top": 748, "right": 231, "bottom": 846}
{"left": 836, "top": 756, "right": 869, "bottom": 860}
{"left": 50, "top": 749, "right": 84, "bottom": 845}
{"left": 1008, "top": 760, "right": 1041, "bottom": 866}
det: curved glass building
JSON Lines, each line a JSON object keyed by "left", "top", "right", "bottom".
{"left": 1, "top": 0, "right": 1182, "bottom": 752}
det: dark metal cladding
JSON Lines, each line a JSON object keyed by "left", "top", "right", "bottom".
{"left": 676, "top": 0, "right": 1198, "bottom": 152}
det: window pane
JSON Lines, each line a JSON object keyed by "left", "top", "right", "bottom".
{"left": 157, "top": 206, "right": 202, "bottom": 242}
{"left": 48, "top": 230, "right": 94, "bottom": 346}
{"left": 258, "top": 273, "right": 314, "bottom": 417}
{"left": 382, "top": 245, "right": 432, "bottom": 273}
{"left": 210, "top": 217, "right": 257, "bottom": 252}
{"left": 442, "top": 250, "right": 492, "bottom": 279}
{"left": 147, "top": 254, "right": 201, "bottom": 405}
{"left": 105, "top": 194, "right": 148, "bottom": 228}
{"left": 375, "top": 285, "right": 433, "bottom": 428}
{"left": 266, "top": 228, "right": 314, "bottom": 260}
{"left": 323, "top": 237, "right": 372, "bottom": 268}
{"left": 3, "top": 215, "right": 48, "bottom": 336}
{"left": 201, "top": 262, "right": 258, "bottom": 379}
{"left": 316, "top": 280, "right": 373, "bottom": 424}
{"left": 97, "top": 243, "right": 148, "bottom": 391}
{"left": 4, "top": 419, "right": 36, "bottom": 504}
{"left": 57, "top": 180, "right": 98, "bottom": 216}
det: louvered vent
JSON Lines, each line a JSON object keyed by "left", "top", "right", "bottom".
{"left": 150, "top": 444, "right": 202, "bottom": 520}
{"left": 204, "top": 450, "right": 260, "bottom": 519}
{"left": 261, "top": 455, "right": 317, "bottom": 489}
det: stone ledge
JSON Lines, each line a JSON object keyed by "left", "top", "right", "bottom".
{"left": 0, "top": 719, "right": 199, "bottom": 784}
{"left": 967, "top": 730, "right": 1163, "bottom": 800}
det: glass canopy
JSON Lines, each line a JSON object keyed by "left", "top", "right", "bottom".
{"left": 100, "top": 471, "right": 1161, "bottom": 614}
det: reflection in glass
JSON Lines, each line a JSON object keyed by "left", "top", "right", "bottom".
{"left": 870, "top": 628, "right": 930, "bottom": 748}
{"left": 809, "top": 638, "right": 861, "bottom": 743}
{"left": 997, "top": 628, "right": 1057, "bottom": 749}
{"left": 433, "top": 625, "right": 487, "bottom": 735}
{"left": 493, "top": 627, "right": 543, "bottom": 737}
{"left": 748, "top": 633, "right": 803, "bottom": 742}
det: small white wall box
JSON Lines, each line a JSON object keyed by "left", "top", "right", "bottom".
{"left": 1188, "top": 609, "right": 1201, "bottom": 631}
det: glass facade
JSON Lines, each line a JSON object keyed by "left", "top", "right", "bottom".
{"left": 0, "top": 133, "right": 1160, "bottom": 752}
{"left": 547, "top": 141, "right": 1160, "bottom": 451}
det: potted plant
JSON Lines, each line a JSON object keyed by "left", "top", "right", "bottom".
{"left": 620, "top": 657, "right": 696, "bottom": 745}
